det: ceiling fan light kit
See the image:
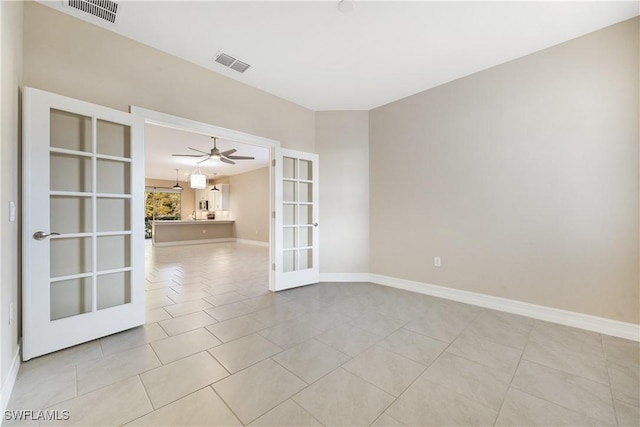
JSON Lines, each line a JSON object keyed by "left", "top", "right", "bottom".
{"left": 172, "top": 136, "right": 256, "bottom": 165}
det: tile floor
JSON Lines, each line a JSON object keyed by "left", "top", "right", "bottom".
{"left": 6, "top": 242, "right": 639, "bottom": 426}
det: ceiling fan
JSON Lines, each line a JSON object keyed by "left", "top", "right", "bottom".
{"left": 172, "top": 137, "right": 255, "bottom": 165}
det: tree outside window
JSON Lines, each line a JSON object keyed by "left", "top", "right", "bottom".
{"left": 145, "top": 187, "right": 181, "bottom": 238}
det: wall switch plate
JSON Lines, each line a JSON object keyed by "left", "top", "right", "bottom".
{"left": 434, "top": 256, "right": 441, "bottom": 267}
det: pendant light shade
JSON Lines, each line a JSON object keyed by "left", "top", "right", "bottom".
{"left": 190, "top": 167, "right": 206, "bottom": 189}
{"left": 172, "top": 169, "right": 183, "bottom": 190}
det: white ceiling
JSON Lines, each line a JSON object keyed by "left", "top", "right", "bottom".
{"left": 40, "top": 1, "right": 638, "bottom": 111}
{"left": 145, "top": 124, "right": 270, "bottom": 181}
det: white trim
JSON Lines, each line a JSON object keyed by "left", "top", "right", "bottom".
{"left": 369, "top": 274, "right": 640, "bottom": 342}
{"left": 152, "top": 238, "right": 235, "bottom": 247}
{"left": 320, "top": 273, "right": 371, "bottom": 282}
{"left": 1, "top": 343, "right": 21, "bottom": 414}
{"left": 235, "top": 239, "right": 269, "bottom": 247}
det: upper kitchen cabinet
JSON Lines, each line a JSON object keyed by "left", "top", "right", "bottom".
{"left": 209, "top": 184, "right": 230, "bottom": 211}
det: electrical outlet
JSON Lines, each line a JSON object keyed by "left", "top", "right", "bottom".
{"left": 434, "top": 257, "right": 441, "bottom": 267}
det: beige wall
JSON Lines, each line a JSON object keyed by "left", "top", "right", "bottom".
{"left": 370, "top": 18, "right": 640, "bottom": 324}
{"left": 228, "top": 168, "right": 269, "bottom": 243}
{"left": 0, "top": 0, "right": 23, "bottom": 404}
{"left": 316, "top": 112, "right": 370, "bottom": 274}
{"left": 23, "top": 2, "right": 314, "bottom": 153}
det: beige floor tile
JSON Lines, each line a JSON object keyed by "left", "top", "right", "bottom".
{"left": 158, "top": 311, "right": 217, "bottom": 336}
{"left": 404, "top": 308, "right": 473, "bottom": 343}
{"left": 464, "top": 312, "right": 530, "bottom": 350}
{"left": 99, "top": 323, "right": 168, "bottom": 356}
{"left": 615, "top": 399, "right": 640, "bottom": 427}
{"left": 205, "top": 314, "right": 266, "bottom": 342}
{"left": 19, "top": 341, "right": 102, "bottom": 376}
{"left": 421, "top": 352, "right": 511, "bottom": 410}
{"left": 145, "top": 288, "right": 177, "bottom": 299}
{"left": 602, "top": 335, "right": 640, "bottom": 368}
{"left": 166, "top": 289, "right": 212, "bottom": 304}
{"left": 127, "top": 387, "right": 241, "bottom": 426}
{"left": 258, "top": 321, "right": 322, "bottom": 349}
{"left": 348, "top": 311, "right": 406, "bottom": 337}
{"left": 249, "top": 399, "right": 322, "bottom": 426}
{"left": 273, "top": 339, "right": 350, "bottom": 384}
{"left": 294, "top": 310, "right": 352, "bottom": 332}
{"left": 495, "top": 388, "right": 604, "bottom": 426}
{"left": 370, "top": 412, "right": 405, "bottom": 427}
{"left": 204, "top": 291, "right": 249, "bottom": 306}
{"left": 213, "top": 359, "right": 307, "bottom": 424}
{"left": 76, "top": 344, "right": 161, "bottom": 395}
{"left": 386, "top": 376, "right": 498, "bottom": 426}
{"left": 511, "top": 360, "right": 616, "bottom": 424}
{"left": 208, "top": 333, "right": 282, "bottom": 373}
{"left": 293, "top": 368, "right": 395, "bottom": 426}
{"left": 145, "top": 307, "right": 171, "bottom": 323}
{"left": 316, "top": 324, "right": 382, "bottom": 357}
{"left": 529, "top": 321, "right": 603, "bottom": 355}
{"left": 163, "top": 299, "right": 213, "bottom": 317}
{"left": 140, "top": 351, "right": 229, "bottom": 409}
{"left": 248, "top": 301, "right": 309, "bottom": 327}
{"left": 145, "top": 295, "right": 175, "bottom": 309}
{"left": 42, "top": 376, "right": 152, "bottom": 426}
{"left": 607, "top": 358, "right": 640, "bottom": 407}
{"left": 205, "top": 301, "right": 257, "bottom": 321}
{"left": 523, "top": 338, "right": 609, "bottom": 384}
{"left": 377, "top": 328, "right": 448, "bottom": 367}
{"left": 204, "top": 284, "right": 242, "bottom": 296}
{"left": 343, "top": 346, "right": 425, "bottom": 397}
{"left": 150, "top": 328, "right": 222, "bottom": 364}
{"left": 7, "top": 365, "right": 76, "bottom": 411}
{"left": 448, "top": 329, "right": 523, "bottom": 374}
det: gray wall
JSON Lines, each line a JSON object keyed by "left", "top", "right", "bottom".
{"left": 316, "top": 112, "right": 370, "bottom": 275}
{"left": 0, "top": 0, "right": 23, "bottom": 404}
{"left": 369, "top": 18, "right": 639, "bottom": 323}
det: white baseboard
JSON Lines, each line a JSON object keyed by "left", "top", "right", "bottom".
{"left": 235, "top": 239, "right": 269, "bottom": 247}
{"left": 1, "top": 343, "right": 21, "bottom": 414}
{"left": 320, "top": 273, "right": 371, "bottom": 282}
{"left": 369, "top": 274, "right": 640, "bottom": 342}
{"left": 153, "top": 238, "right": 235, "bottom": 247}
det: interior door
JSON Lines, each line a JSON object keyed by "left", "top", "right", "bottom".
{"left": 272, "top": 148, "right": 319, "bottom": 291}
{"left": 22, "top": 87, "right": 144, "bottom": 361}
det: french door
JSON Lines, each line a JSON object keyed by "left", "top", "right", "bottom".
{"left": 272, "top": 148, "right": 320, "bottom": 290}
{"left": 22, "top": 88, "right": 144, "bottom": 361}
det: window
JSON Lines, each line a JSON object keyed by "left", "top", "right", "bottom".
{"left": 144, "top": 187, "right": 181, "bottom": 238}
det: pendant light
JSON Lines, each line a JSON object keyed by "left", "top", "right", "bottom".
{"left": 210, "top": 172, "right": 219, "bottom": 192}
{"left": 190, "top": 166, "right": 206, "bottom": 189}
{"left": 172, "top": 169, "right": 183, "bottom": 190}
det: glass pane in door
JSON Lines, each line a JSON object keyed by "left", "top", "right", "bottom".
{"left": 50, "top": 278, "right": 92, "bottom": 320}
{"left": 97, "top": 271, "right": 131, "bottom": 310}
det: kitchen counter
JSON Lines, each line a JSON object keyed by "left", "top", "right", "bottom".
{"left": 152, "top": 219, "right": 235, "bottom": 246}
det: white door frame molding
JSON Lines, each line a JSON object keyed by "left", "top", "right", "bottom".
{"left": 130, "top": 107, "right": 281, "bottom": 289}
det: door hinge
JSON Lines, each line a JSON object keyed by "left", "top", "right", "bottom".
{"left": 272, "top": 211, "right": 275, "bottom": 219}
{"left": 272, "top": 263, "right": 275, "bottom": 271}
{"left": 272, "top": 159, "right": 276, "bottom": 167}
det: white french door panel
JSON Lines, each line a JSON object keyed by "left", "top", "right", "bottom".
{"left": 22, "top": 87, "right": 145, "bottom": 361}
{"left": 272, "top": 148, "right": 319, "bottom": 291}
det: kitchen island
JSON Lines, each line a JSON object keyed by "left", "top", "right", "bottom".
{"left": 152, "top": 220, "right": 235, "bottom": 246}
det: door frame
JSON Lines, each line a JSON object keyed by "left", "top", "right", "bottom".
{"left": 131, "top": 107, "right": 281, "bottom": 290}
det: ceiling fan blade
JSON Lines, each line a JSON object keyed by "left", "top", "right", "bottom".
{"left": 221, "top": 149, "right": 237, "bottom": 156}
{"left": 197, "top": 157, "right": 212, "bottom": 164}
{"left": 220, "top": 157, "right": 235, "bottom": 165}
{"left": 172, "top": 154, "right": 205, "bottom": 157}
{"left": 225, "top": 155, "right": 255, "bottom": 160}
{"left": 188, "top": 147, "right": 211, "bottom": 155}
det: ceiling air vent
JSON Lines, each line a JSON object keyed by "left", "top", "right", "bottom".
{"left": 213, "top": 52, "right": 251, "bottom": 74}
{"left": 67, "top": 0, "right": 119, "bottom": 24}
